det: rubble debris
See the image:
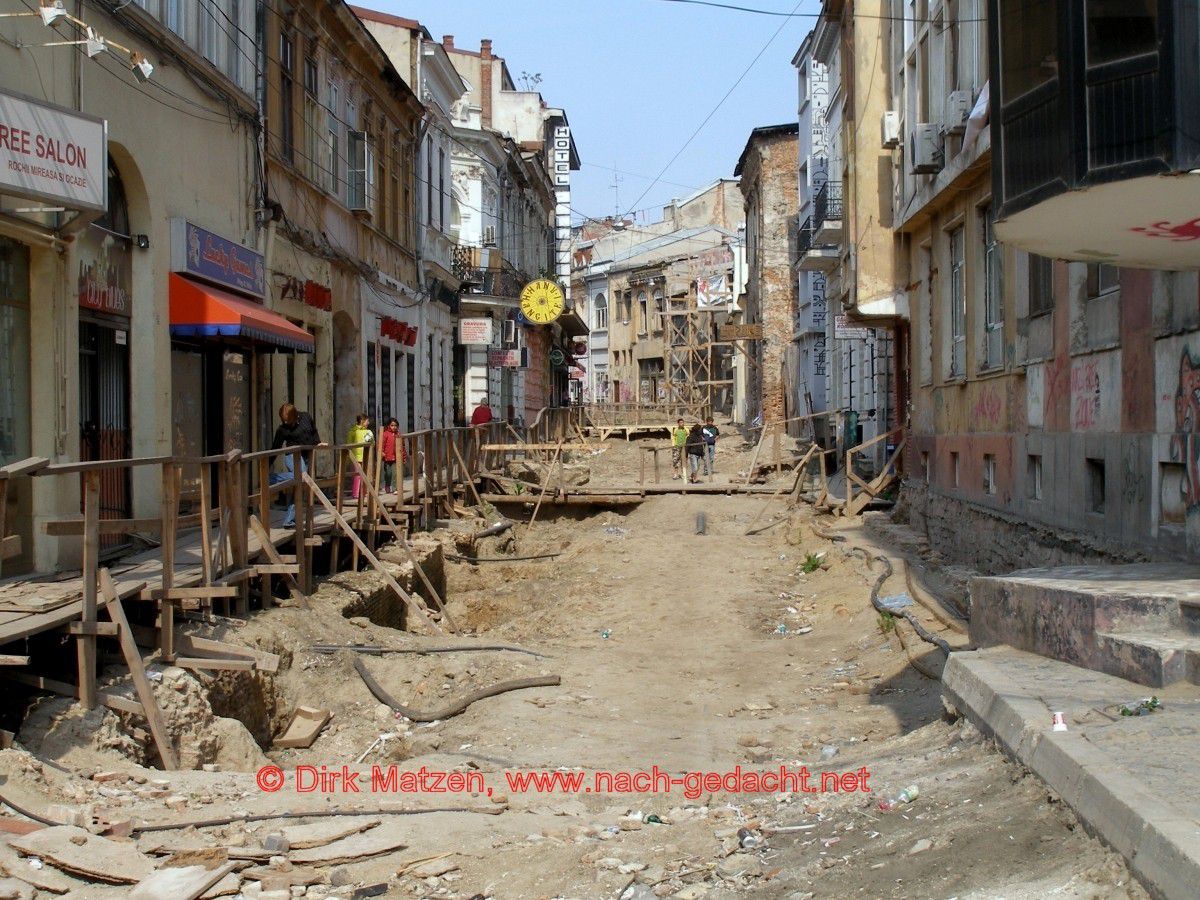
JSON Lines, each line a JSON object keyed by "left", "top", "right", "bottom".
{"left": 129, "top": 861, "right": 237, "bottom": 900}
{"left": 288, "top": 828, "right": 408, "bottom": 866}
{"left": 279, "top": 817, "right": 380, "bottom": 850}
{"left": 9, "top": 825, "right": 154, "bottom": 883}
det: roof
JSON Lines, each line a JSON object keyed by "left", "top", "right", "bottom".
{"left": 609, "top": 226, "right": 738, "bottom": 268}
{"left": 734, "top": 123, "right": 800, "bottom": 176}
{"left": 349, "top": 6, "right": 426, "bottom": 35}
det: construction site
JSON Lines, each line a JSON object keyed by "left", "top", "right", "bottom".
{"left": 0, "top": 407, "right": 1166, "bottom": 900}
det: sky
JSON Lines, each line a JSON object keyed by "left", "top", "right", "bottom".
{"left": 362, "top": 0, "right": 820, "bottom": 228}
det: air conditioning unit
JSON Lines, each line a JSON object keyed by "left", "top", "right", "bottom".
{"left": 944, "top": 90, "right": 972, "bottom": 135}
{"left": 483, "top": 225, "right": 497, "bottom": 247}
{"left": 880, "top": 111, "right": 901, "bottom": 149}
{"left": 909, "top": 124, "right": 944, "bottom": 174}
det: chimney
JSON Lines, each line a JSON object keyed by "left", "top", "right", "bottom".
{"left": 442, "top": 35, "right": 454, "bottom": 50}
{"left": 480, "top": 39, "right": 494, "bottom": 128}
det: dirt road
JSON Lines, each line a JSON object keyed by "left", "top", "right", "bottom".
{"left": 10, "top": 436, "right": 1146, "bottom": 898}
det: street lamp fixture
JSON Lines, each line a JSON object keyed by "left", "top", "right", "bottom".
{"left": 130, "top": 51, "right": 153, "bottom": 82}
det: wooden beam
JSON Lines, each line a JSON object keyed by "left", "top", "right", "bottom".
{"left": 77, "top": 471, "right": 99, "bottom": 710}
{"left": 303, "top": 473, "right": 444, "bottom": 635}
{"left": 0, "top": 456, "right": 49, "bottom": 477}
{"left": 150, "top": 586, "right": 241, "bottom": 600}
{"left": 0, "top": 535, "right": 19, "bottom": 560}
{"left": 67, "top": 621, "right": 119, "bottom": 637}
{"left": 247, "top": 514, "right": 304, "bottom": 605}
{"left": 0, "top": 655, "right": 29, "bottom": 665}
{"left": 4, "top": 671, "right": 144, "bottom": 717}
{"left": 481, "top": 443, "right": 588, "bottom": 452}
{"left": 176, "top": 656, "right": 256, "bottom": 672}
{"left": 100, "top": 570, "right": 178, "bottom": 770}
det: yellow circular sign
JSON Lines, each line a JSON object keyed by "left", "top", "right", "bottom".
{"left": 519, "top": 279, "right": 565, "bottom": 325}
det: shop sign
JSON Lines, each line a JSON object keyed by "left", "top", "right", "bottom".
{"left": 488, "top": 348, "right": 527, "bottom": 368}
{"left": 0, "top": 89, "right": 106, "bottom": 211}
{"left": 303, "top": 280, "right": 332, "bottom": 311}
{"left": 834, "top": 315, "right": 871, "bottom": 340}
{"left": 170, "top": 218, "right": 265, "bottom": 298}
{"left": 458, "top": 317, "right": 493, "bottom": 345}
{"left": 717, "top": 323, "right": 763, "bottom": 341}
{"left": 78, "top": 223, "right": 131, "bottom": 317}
{"left": 549, "top": 347, "right": 566, "bottom": 367}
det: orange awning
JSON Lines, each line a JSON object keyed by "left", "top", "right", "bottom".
{"left": 169, "top": 273, "right": 314, "bottom": 353}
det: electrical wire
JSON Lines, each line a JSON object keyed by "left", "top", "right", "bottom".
{"left": 648, "top": 0, "right": 985, "bottom": 22}
{"left": 620, "top": 0, "right": 805, "bottom": 221}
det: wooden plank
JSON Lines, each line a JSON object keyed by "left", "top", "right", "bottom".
{"left": 42, "top": 517, "right": 162, "bottom": 536}
{"left": 0, "top": 654, "right": 29, "bottom": 665}
{"left": 0, "top": 456, "right": 49, "bottom": 477}
{"left": 303, "top": 473, "right": 443, "bottom": 635}
{"left": 254, "top": 563, "right": 301, "bottom": 575}
{"left": 525, "top": 441, "right": 563, "bottom": 535}
{"left": 78, "top": 471, "right": 99, "bottom": 709}
{"left": 160, "top": 463, "right": 179, "bottom": 662}
{"left": 0, "top": 535, "right": 19, "bottom": 560}
{"left": 176, "top": 656, "right": 256, "bottom": 672}
{"left": 248, "top": 514, "right": 303, "bottom": 605}
{"left": 100, "top": 569, "right": 179, "bottom": 770}
{"left": 178, "top": 635, "right": 279, "bottom": 673}
{"left": 273, "top": 705, "right": 331, "bottom": 749}
{"left": 199, "top": 463, "right": 215, "bottom": 588}
{"left": 67, "top": 621, "right": 119, "bottom": 636}
{"left": 151, "top": 586, "right": 240, "bottom": 600}
{"left": 481, "top": 443, "right": 588, "bottom": 452}
{"left": 5, "top": 671, "right": 144, "bottom": 717}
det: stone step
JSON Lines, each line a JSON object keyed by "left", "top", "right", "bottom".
{"left": 1094, "top": 628, "right": 1200, "bottom": 687}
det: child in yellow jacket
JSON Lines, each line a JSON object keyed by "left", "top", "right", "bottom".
{"left": 348, "top": 414, "right": 374, "bottom": 498}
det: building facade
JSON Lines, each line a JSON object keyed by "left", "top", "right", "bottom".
{"left": 736, "top": 125, "right": 800, "bottom": 427}
{"left": 0, "top": 0, "right": 262, "bottom": 572}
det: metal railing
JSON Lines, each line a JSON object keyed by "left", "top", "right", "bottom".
{"left": 814, "top": 181, "right": 843, "bottom": 230}
{"left": 797, "top": 216, "right": 816, "bottom": 255}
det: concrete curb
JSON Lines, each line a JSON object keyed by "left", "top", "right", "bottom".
{"left": 943, "top": 650, "right": 1200, "bottom": 900}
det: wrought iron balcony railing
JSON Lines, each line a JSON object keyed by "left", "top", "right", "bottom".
{"left": 813, "top": 181, "right": 843, "bottom": 231}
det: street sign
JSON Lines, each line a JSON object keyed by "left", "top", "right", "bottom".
{"left": 717, "top": 323, "right": 763, "bottom": 341}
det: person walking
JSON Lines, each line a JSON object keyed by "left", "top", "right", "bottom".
{"left": 269, "top": 403, "right": 324, "bottom": 528}
{"left": 685, "top": 423, "right": 707, "bottom": 483}
{"left": 670, "top": 417, "right": 688, "bottom": 480}
{"left": 379, "top": 417, "right": 402, "bottom": 493}
{"left": 348, "top": 413, "right": 374, "bottom": 499}
{"left": 701, "top": 416, "right": 720, "bottom": 476}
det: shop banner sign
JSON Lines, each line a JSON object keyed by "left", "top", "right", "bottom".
{"left": 488, "top": 348, "right": 527, "bottom": 368}
{"left": 0, "top": 89, "right": 106, "bottom": 211}
{"left": 458, "top": 317, "right": 493, "bottom": 345}
{"left": 171, "top": 218, "right": 266, "bottom": 299}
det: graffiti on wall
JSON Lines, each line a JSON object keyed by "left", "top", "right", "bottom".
{"left": 970, "top": 384, "right": 1004, "bottom": 430}
{"left": 1169, "top": 347, "right": 1200, "bottom": 510}
{"left": 1071, "top": 359, "right": 1102, "bottom": 430}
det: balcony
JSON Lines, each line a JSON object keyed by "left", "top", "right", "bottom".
{"left": 422, "top": 225, "right": 459, "bottom": 288}
{"left": 796, "top": 216, "right": 839, "bottom": 272}
{"left": 453, "top": 245, "right": 525, "bottom": 300}
{"left": 812, "top": 181, "right": 844, "bottom": 245}
{"left": 989, "top": 0, "right": 1200, "bottom": 269}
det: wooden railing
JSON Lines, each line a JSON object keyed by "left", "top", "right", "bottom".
{"left": 844, "top": 426, "right": 905, "bottom": 517}
{"left": 586, "top": 402, "right": 710, "bottom": 430}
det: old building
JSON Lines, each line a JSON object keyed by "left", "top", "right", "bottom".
{"left": 263, "top": 0, "right": 424, "bottom": 449}
{"left": 736, "top": 125, "right": 800, "bottom": 427}
{"left": 888, "top": 0, "right": 1200, "bottom": 565}
{"left": 352, "top": 7, "right": 465, "bottom": 430}
{"left": 0, "top": 0, "right": 262, "bottom": 571}
{"left": 804, "top": 1, "right": 899, "bottom": 464}
{"left": 441, "top": 37, "right": 583, "bottom": 425}
{"left": 575, "top": 182, "right": 745, "bottom": 415}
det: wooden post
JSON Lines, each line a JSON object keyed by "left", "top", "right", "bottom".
{"left": 256, "top": 456, "right": 271, "bottom": 609}
{"left": 292, "top": 449, "right": 309, "bottom": 590}
{"left": 198, "top": 463, "right": 215, "bottom": 591}
{"left": 449, "top": 436, "right": 484, "bottom": 510}
{"left": 159, "top": 463, "right": 179, "bottom": 663}
{"left": 229, "top": 457, "right": 249, "bottom": 616}
{"left": 773, "top": 425, "right": 782, "bottom": 475}
{"left": 0, "top": 474, "right": 8, "bottom": 580}
{"left": 100, "top": 570, "right": 179, "bottom": 771}
{"left": 526, "top": 440, "right": 563, "bottom": 536}
{"left": 330, "top": 449, "right": 344, "bottom": 575}
{"left": 77, "top": 471, "right": 100, "bottom": 709}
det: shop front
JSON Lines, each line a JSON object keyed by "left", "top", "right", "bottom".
{"left": 168, "top": 221, "right": 314, "bottom": 467}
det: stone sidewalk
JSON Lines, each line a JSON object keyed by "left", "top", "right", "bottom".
{"left": 943, "top": 647, "right": 1200, "bottom": 900}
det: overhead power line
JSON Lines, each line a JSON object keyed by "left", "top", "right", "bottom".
{"left": 649, "top": 0, "right": 985, "bottom": 22}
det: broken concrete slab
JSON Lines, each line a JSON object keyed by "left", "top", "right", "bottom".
{"left": 0, "top": 878, "right": 33, "bottom": 900}
{"left": 0, "top": 840, "right": 85, "bottom": 894}
{"left": 9, "top": 825, "right": 154, "bottom": 883}
{"left": 288, "top": 828, "right": 407, "bottom": 865}
{"left": 279, "top": 816, "right": 379, "bottom": 849}
{"left": 198, "top": 871, "right": 241, "bottom": 899}
{"left": 943, "top": 647, "right": 1200, "bottom": 900}
{"left": 129, "top": 861, "right": 236, "bottom": 900}
{"left": 272, "top": 706, "right": 331, "bottom": 750}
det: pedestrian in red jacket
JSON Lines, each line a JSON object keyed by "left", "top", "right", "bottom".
{"left": 471, "top": 402, "right": 494, "bottom": 425}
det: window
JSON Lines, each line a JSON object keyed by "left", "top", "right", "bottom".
{"left": 425, "top": 138, "right": 433, "bottom": 227}
{"left": 198, "top": 0, "right": 219, "bottom": 66}
{"left": 279, "top": 31, "right": 295, "bottom": 164}
{"left": 949, "top": 226, "right": 966, "bottom": 378}
{"left": 982, "top": 206, "right": 1003, "bottom": 369}
{"left": 438, "top": 148, "right": 446, "bottom": 232}
{"left": 303, "top": 46, "right": 320, "bottom": 183}
{"left": 347, "top": 131, "right": 374, "bottom": 212}
{"left": 621, "top": 292, "right": 632, "bottom": 324}
{"left": 637, "top": 291, "right": 648, "bottom": 334}
{"left": 1086, "top": 0, "right": 1157, "bottom": 67}
{"left": 983, "top": 454, "right": 996, "bottom": 494}
{"left": 1087, "top": 457, "right": 1106, "bottom": 513}
{"left": 653, "top": 289, "right": 665, "bottom": 331}
{"left": 1028, "top": 254, "right": 1054, "bottom": 316}
{"left": 1027, "top": 454, "right": 1043, "bottom": 500}
{"left": 228, "top": 0, "right": 242, "bottom": 85}
{"left": 165, "top": 0, "right": 184, "bottom": 38}
{"left": 999, "top": 0, "right": 1059, "bottom": 101}
{"left": 919, "top": 244, "right": 933, "bottom": 385}
{"left": 951, "top": 450, "right": 960, "bottom": 486}
{"left": 1086, "top": 263, "right": 1119, "bottom": 301}
{"left": 325, "top": 80, "right": 340, "bottom": 195}
{"left": 594, "top": 294, "right": 608, "bottom": 330}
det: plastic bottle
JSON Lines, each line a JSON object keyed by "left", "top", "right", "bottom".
{"left": 877, "top": 784, "right": 919, "bottom": 811}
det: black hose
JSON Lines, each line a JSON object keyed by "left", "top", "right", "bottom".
{"left": 865, "top": 554, "right": 952, "bottom": 656}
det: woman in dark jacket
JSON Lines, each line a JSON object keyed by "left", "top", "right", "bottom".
{"left": 685, "top": 423, "right": 707, "bottom": 483}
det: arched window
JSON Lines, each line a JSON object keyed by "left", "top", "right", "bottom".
{"left": 652, "top": 288, "right": 664, "bottom": 332}
{"left": 594, "top": 293, "right": 608, "bottom": 330}
{"left": 637, "top": 290, "right": 648, "bottom": 334}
